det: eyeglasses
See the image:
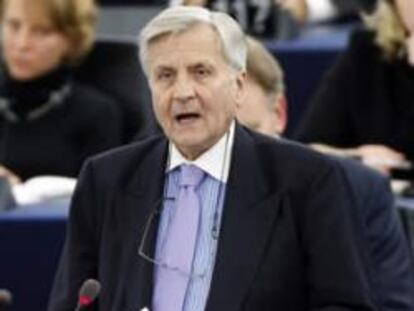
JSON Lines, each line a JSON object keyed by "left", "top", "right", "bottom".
{"left": 138, "top": 196, "right": 213, "bottom": 279}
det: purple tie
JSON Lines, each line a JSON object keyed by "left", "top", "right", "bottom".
{"left": 153, "top": 164, "right": 204, "bottom": 311}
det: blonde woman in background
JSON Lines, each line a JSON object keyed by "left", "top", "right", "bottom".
{"left": 295, "top": 0, "right": 414, "bottom": 175}
{"left": 0, "top": 0, "right": 122, "bottom": 184}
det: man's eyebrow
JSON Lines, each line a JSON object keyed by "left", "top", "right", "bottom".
{"left": 153, "top": 65, "right": 174, "bottom": 73}
{"left": 189, "top": 62, "right": 215, "bottom": 72}
{"left": 192, "top": 61, "right": 214, "bottom": 67}
{"left": 155, "top": 64, "right": 171, "bottom": 70}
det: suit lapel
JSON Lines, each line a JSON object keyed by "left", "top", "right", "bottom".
{"left": 118, "top": 139, "right": 169, "bottom": 310}
{"left": 206, "top": 126, "right": 283, "bottom": 311}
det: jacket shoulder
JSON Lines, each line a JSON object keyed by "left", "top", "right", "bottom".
{"left": 244, "top": 128, "right": 345, "bottom": 188}
{"left": 80, "top": 134, "right": 166, "bottom": 183}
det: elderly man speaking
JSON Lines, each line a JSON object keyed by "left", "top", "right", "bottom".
{"left": 48, "top": 6, "right": 377, "bottom": 311}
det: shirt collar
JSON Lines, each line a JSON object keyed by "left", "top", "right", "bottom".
{"left": 167, "top": 120, "right": 235, "bottom": 183}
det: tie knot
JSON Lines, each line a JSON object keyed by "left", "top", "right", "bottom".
{"left": 179, "top": 164, "right": 204, "bottom": 187}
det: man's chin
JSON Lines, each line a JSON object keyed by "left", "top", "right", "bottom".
{"left": 172, "top": 136, "right": 210, "bottom": 160}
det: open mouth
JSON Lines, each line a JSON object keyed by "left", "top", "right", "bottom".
{"left": 175, "top": 112, "right": 201, "bottom": 124}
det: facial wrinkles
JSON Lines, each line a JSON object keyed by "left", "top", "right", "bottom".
{"left": 151, "top": 40, "right": 234, "bottom": 111}
{"left": 158, "top": 60, "right": 204, "bottom": 118}
{"left": 170, "top": 72, "right": 200, "bottom": 124}
{"left": 171, "top": 71, "right": 236, "bottom": 123}
{"left": 147, "top": 24, "right": 241, "bottom": 160}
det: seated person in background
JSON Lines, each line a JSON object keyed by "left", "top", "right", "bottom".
{"left": 275, "top": 0, "right": 377, "bottom": 24}
{"left": 294, "top": 0, "right": 414, "bottom": 175}
{"left": 0, "top": 0, "right": 122, "bottom": 184}
{"left": 236, "top": 37, "right": 287, "bottom": 137}
{"left": 237, "top": 36, "right": 414, "bottom": 310}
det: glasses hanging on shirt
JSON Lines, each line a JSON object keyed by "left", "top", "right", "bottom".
{"left": 137, "top": 196, "right": 216, "bottom": 279}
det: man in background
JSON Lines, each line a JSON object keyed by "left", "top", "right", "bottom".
{"left": 237, "top": 36, "right": 414, "bottom": 311}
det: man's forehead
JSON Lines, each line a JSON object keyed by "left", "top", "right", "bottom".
{"left": 147, "top": 26, "right": 227, "bottom": 68}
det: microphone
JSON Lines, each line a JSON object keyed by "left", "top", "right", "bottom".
{"left": 75, "top": 279, "right": 101, "bottom": 311}
{"left": 0, "top": 289, "right": 12, "bottom": 308}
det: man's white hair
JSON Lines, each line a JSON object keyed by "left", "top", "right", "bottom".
{"left": 138, "top": 6, "right": 247, "bottom": 76}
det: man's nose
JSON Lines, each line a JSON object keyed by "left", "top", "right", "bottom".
{"left": 172, "top": 74, "right": 196, "bottom": 102}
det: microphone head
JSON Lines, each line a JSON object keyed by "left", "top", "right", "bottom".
{"left": 0, "top": 289, "right": 12, "bottom": 306}
{"left": 77, "top": 279, "right": 101, "bottom": 308}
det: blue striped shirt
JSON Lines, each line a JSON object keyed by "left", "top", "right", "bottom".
{"left": 152, "top": 122, "right": 235, "bottom": 311}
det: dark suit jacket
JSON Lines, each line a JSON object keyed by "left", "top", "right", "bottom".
{"left": 48, "top": 125, "right": 376, "bottom": 311}
{"left": 334, "top": 159, "right": 414, "bottom": 310}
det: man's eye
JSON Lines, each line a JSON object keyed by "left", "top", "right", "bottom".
{"left": 195, "top": 68, "right": 210, "bottom": 78}
{"left": 158, "top": 71, "right": 173, "bottom": 81}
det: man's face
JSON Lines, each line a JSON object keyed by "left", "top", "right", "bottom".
{"left": 147, "top": 24, "right": 245, "bottom": 159}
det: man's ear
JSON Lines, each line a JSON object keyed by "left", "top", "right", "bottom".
{"left": 233, "top": 71, "right": 246, "bottom": 108}
{"left": 273, "top": 94, "right": 288, "bottom": 135}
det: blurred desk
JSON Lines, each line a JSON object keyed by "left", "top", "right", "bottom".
{"left": 396, "top": 197, "right": 414, "bottom": 210}
{"left": 0, "top": 200, "right": 69, "bottom": 311}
